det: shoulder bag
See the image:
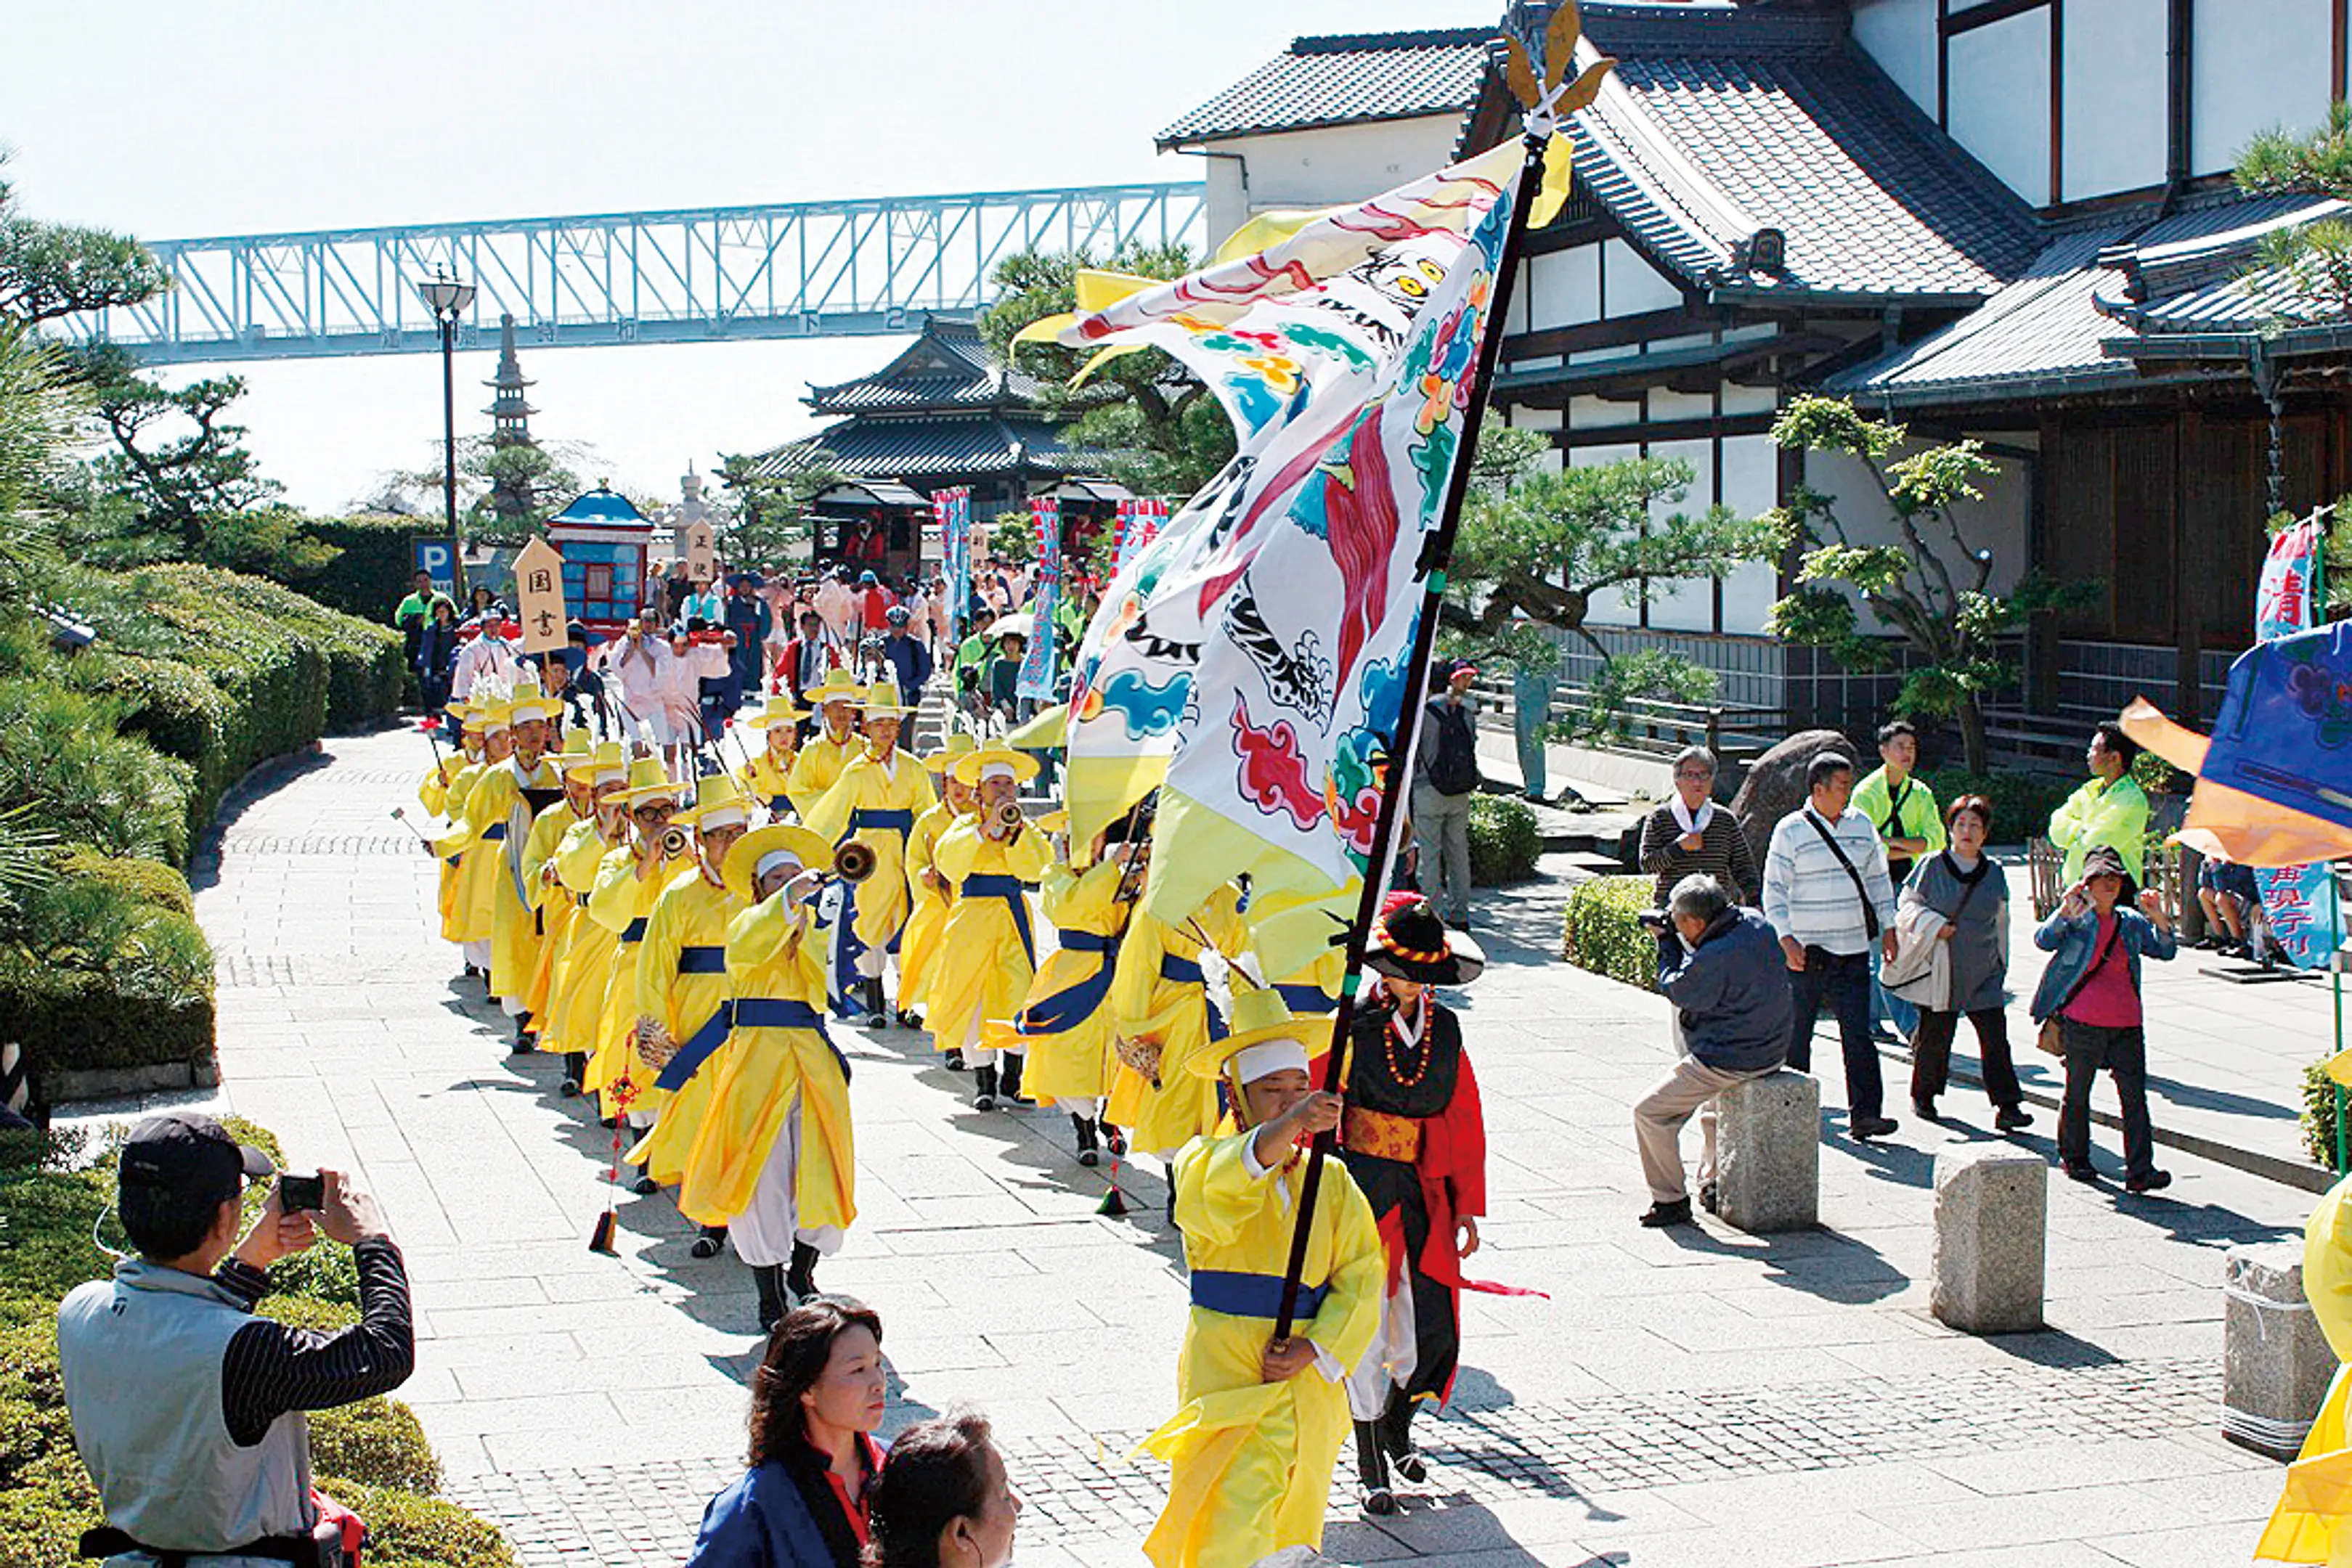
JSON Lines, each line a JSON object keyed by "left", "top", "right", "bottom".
{"left": 2035, "top": 915, "right": 2123, "bottom": 1057}
{"left": 1802, "top": 812, "right": 1881, "bottom": 940}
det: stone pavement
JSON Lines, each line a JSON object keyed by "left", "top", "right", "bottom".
{"left": 66, "top": 728, "right": 2330, "bottom": 1566}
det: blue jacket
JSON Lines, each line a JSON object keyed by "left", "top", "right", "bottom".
{"left": 2027, "top": 905, "right": 2176, "bottom": 1023}
{"left": 685, "top": 1443, "right": 882, "bottom": 1568}
{"left": 1656, "top": 907, "right": 1792, "bottom": 1074}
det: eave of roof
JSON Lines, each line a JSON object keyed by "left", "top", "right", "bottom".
{"left": 1156, "top": 27, "right": 1490, "bottom": 147}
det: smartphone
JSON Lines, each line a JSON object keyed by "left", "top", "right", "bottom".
{"left": 279, "top": 1173, "right": 325, "bottom": 1214}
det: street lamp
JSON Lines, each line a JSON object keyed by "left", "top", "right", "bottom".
{"left": 416, "top": 269, "right": 476, "bottom": 601}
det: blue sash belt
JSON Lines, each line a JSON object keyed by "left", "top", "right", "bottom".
{"left": 769, "top": 795, "right": 791, "bottom": 816}
{"left": 621, "top": 917, "right": 648, "bottom": 944}
{"left": 1277, "top": 984, "right": 1338, "bottom": 1016}
{"left": 851, "top": 807, "right": 915, "bottom": 836}
{"left": 481, "top": 822, "right": 508, "bottom": 841}
{"left": 654, "top": 1001, "right": 735, "bottom": 1092}
{"left": 1017, "top": 929, "right": 1118, "bottom": 1037}
{"left": 960, "top": 874, "right": 1034, "bottom": 966}
{"left": 677, "top": 945, "right": 725, "bottom": 974}
{"left": 1157, "top": 955, "right": 1228, "bottom": 1040}
{"left": 444, "top": 855, "right": 461, "bottom": 868}
{"left": 733, "top": 997, "right": 851, "bottom": 1082}
{"left": 1189, "top": 1270, "right": 1329, "bottom": 1320}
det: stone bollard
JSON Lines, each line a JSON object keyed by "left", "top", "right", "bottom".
{"left": 1931, "top": 1147, "right": 2046, "bottom": 1334}
{"left": 1714, "top": 1069, "right": 1819, "bottom": 1233}
{"left": 2224, "top": 1242, "right": 2335, "bottom": 1460}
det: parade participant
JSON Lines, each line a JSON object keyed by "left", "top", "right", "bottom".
{"left": 1138, "top": 989, "right": 1383, "bottom": 1568}
{"left": 1337, "top": 894, "right": 1503, "bottom": 1515}
{"left": 776, "top": 608, "right": 842, "bottom": 711}
{"left": 423, "top": 701, "right": 485, "bottom": 965}
{"left": 805, "top": 682, "right": 935, "bottom": 1029}
{"left": 518, "top": 728, "right": 596, "bottom": 1048}
{"left": 584, "top": 759, "right": 693, "bottom": 1189}
{"left": 2255, "top": 1171, "right": 2352, "bottom": 1565}
{"left": 452, "top": 613, "right": 521, "bottom": 701}
{"left": 787, "top": 669, "right": 866, "bottom": 820}
{"left": 681, "top": 823, "right": 857, "bottom": 1327}
{"left": 540, "top": 740, "right": 629, "bottom": 1094}
{"left": 896, "top": 733, "right": 977, "bottom": 1037}
{"left": 547, "top": 744, "right": 636, "bottom": 1098}
{"left": 1107, "top": 871, "right": 1250, "bottom": 1170}
{"left": 468, "top": 683, "right": 568, "bottom": 1047}
{"left": 600, "top": 607, "right": 680, "bottom": 760}
{"left": 434, "top": 695, "right": 517, "bottom": 982}
{"left": 927, "top": 742, "right": 1049, "bottom": 1111}
{"left": 736, "top": 697, "right": 807, "bottom": 820}
{"left": 1017, "top": 809, "right": 1144, "bottom": 1165}
{"left": 624, "top": 773, "right": 752, "bottom": 1246}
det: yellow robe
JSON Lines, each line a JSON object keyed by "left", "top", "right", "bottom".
{"left": 737, "top": 748, "right": 799, "bottom": 820}
{"left": 895, "top": 799, "right": 968, "bottom": 1016}
{"left": 926, "top": 819, "right": 1051, "bottom": 1055}
{"left": 804, "top": 748, "right": 937, "bottom": 958}
{"left": 439, "top": 754, "right": 563, "bottom": 992}
{"left": 542, "top": 817, "right": 623, "bottom": 1060}
{"left": 519, "top": 799, "right": 587, "bottom": 1033}
{"left": 786, "top": 728, "right": 858, "bottom": 820}
{"left": 1140, "top": 1130, "right": 1383, "bottom": 1568}
{"left": 2258, "top": 1173, "right": 2352, "bottom": 1564}
{"left": 679, "top": 895, "right": 856, "bottom": 1234}
{"left": 1017, "top": 858, "right": 1130, "bottom": 1103}
{"left": 584, "top": 845, "right": 691, "bottom": 1119}
{"left": 433, "top": 762, "right": 483, "bottom": 942}
{"left": 623, "top": 868, "right": 746, "bottom": 1187}
{"left": 1108, "top": 886, "right": 1249, "bottom": 1156}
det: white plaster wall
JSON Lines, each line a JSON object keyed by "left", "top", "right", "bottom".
{"left": 1204, "top": 116, "right": 1468, "bottom": 249}
{"left": 1574, "top": 439, "right": 1643, "bottom": 626}
{"left": 1526, "top": 247, "right": 1601, "bottom": 330}
{"left": 1568, "top": 394, "right": 1642, "bottom": 430}
{"left": 1798, "top": 435, "right": 2031, "bottom": 635}
{"left": 1720, "top": 430, "right": 1782, "bottom": 636}
{"left": 2191, "top": 0, "right": 2335, "bottom": 177}
{"left": 1852, "top": 0, "right": 1940, "bottom": 121}
{"left": 1948, "top": 12, "right": 2053, "bottom": 207}
{"left": 1202, "top": 157, "right": 1249, "bottom": 256}
{"left": 2063, "top": 0, "right": 2168, "bottom": 201}
{"left": 1603, "top": 240, "right": 1686, "bottom": 315}
{"left": 1647, "top": 436, "right": 1717, "bottom": 632}
{"left": 1722, "top": 382, "right": 1779, "bottom": 418}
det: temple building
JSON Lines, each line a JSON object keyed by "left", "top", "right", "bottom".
{"left": 482, "top": 312, "right": 540, "bottom": 528}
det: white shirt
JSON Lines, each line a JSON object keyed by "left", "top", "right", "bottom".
{"left": 1762, "top": 804, "right": 1897, "bottom": 956}
{"left": 452, "top": 634, "right": 517, "bottom": 699}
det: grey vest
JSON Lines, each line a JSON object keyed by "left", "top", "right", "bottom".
{"left": 57, "top": 1259, "right": 313, "bottom": 1559}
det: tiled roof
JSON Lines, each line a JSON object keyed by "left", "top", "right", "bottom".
{"left": 748, "top": 413, "right": 1078, "bottom": 484}
{"left": 1157, "top": 28, "right": 1490, "bottom": 147}
{"left": 804, "top": 317, "right": 1044, "bottom": 415}
{"left": 1825, "top": 193, "right": 2345, "bottom": 407}
{"left": 1549, "top": 3, "right": 2040, "bottom": 301}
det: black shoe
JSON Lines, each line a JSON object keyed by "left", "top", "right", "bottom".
{"left": 1639, "top": 1197, "right": 1693, "bottom": 1228}
{"left": 690, "top": 1225, "right": 727, "bottom": 1260}
{"left": 895, "top": 1009, "right": 923, "bottom": 1030}
{"left": 631, "top": 1172, "right": 659, "bottom": 1196}
{"left": 2062, "top": 1161, "right": 2100, "bottom": 1183}
{"left": 1994, "top": 1105, "right": 2032, "bottom": 1132}
{"left": 1851, "top": 1115, "right": 1900, "bottom": 1141}
{"left": 944, "top": 1048, "right": 967, "bottom": 1072}
{"left": 1103, "top": 1122, "right": 1128, "bottom": 1157}
{"left": 1355, "top": 1421, "right": 1395, "bottom": 1514}
{"left": 2125, "top": 1169, "right": 2173, "bottom": 1194}
{"left": 560, "top": 1052, "right": 587, "bottom": 1098}
{"left": 786, "top": 1240, "right": 820, "bottom": 1302}
{"left": 1698, "top": 1181, "right": 1719, "bottom": 1214}
{"left": 1074, "top": 1114, "right": 1101, "bottom": 1167}
{"left": 1379, "top": 1393, "right": 1425, "bottom": 1482}
{"left": 973, "top": 1064, "right": 999, "bottom": 1111}
{"left": 863, "top": 979, "right": 887, "bottom": 1030}
{"left": 752, "top": 1264, "right": 787, "bottom": 1334}
{"left": 998, "top": 1053, "right": 1033, "bottom": 1106}
{"left": 600, "top": 1114, "right": 618, "bottom": 1130}
{"left": 1912, "top": 1098, "right": 1938, "bottom": 1123}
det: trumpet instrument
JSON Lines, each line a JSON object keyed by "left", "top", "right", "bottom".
{"left": 988, "top": 799, "right": 1025, "bottom": 836}
{"left": 832, "top": 840, "right": 878, "bottom": 883}
{"left": 659, "top": 825, "right": 691, "bottom": 858}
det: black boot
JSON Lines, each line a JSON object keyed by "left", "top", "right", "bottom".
{"left": 1355, "top": 1421, "right": 1396, "bottom": 1515}
{"left": 691, "top": 1224, "right": 728, "bottom": 1260}
{"left": 1380, "top": 1392, "right": 1426, "bottom": 1482}
{"left": 974, "top": 1063, "right": 999, "bottom": 1111}
{"left": 752, "top": 1264, "right": 787, "bottom": 1334}
{"left": 1102, "top": 1122, "right": 1128, "bottom": 1157}
{"left": 510, "top": 1015, "right": 536, "bottom": 1055}
{"left": 1073, "top": 1114, "right": 1100, "bottom": 1167}
{"left": 943, "top": 1047, "right": 967, "bottom": 1072}
{"left": 786, "top": 1240, "right": 820, "bottom": 1302}
{"left": 560, "top": 1052, "right": 586, "bottom": 1098}
{"left": 863, "top": 977, "right": 888, "bottom": 1029}
{"left": 998, "top": 1052, "right": 1033, "bottom": 1106}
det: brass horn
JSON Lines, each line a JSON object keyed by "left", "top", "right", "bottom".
{"left": 989, "top": 799, "right": 1025, "bottom": 835}
{"left": 833, "top": 840, "right": 879, "bottom": 883}
{"left": 659, "top": 825, "right": 691, "bottom": 858}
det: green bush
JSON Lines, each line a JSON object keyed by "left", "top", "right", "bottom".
{"left": 2304, "top": 1061, "right": 2343, "bottom": 1171}
{"left": 54, "top": 847, "right": 193, "bottom": 917}
{"left": 1561, "top": 874, "right": 1659, "bottom": 993}
{"left": 0, "top": 677, "right": 195, "bottom": 865}
{"left": 1468, "top": 793, "right": 1542, "bottom": 885}
{"left": 1918, "top": 767, "right": 2077, "bottom": 846}
{"left": 65, "top": 649, "right": 237, "bottom": 844}
{"left": 0, "top": 965, "right": 213, "bottom": 1078}
{"left": 293, "top": 514, "right": 425, "bottom": 626}
{"left": 311, "top": 1400, "right": 443, "bottom": 1493}
{"left": 192, "top": 566, "right": 403, "bottom": 731}
{"left": 317, "top": 1477, "right": 516, "bottom": 1568}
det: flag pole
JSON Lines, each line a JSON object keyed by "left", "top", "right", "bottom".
{"left": 1271, "top": 128, "right": 1550, "bottom": 1343}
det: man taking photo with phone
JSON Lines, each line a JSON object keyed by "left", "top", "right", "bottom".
{"left": 57, "top": 1112, "right": 413, "bottom": 1566}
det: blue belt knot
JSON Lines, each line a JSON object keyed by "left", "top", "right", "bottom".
{"left": 1188, "top": 1270, "right": 1329, "bottom": 1320}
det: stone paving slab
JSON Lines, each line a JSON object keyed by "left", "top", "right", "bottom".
{"left": 57, "top": 730, "right": 2324, "bottom": 1565}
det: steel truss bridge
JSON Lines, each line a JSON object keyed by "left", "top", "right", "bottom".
{"left": 65, "top": 183, "right": 1205, "bottom": 366}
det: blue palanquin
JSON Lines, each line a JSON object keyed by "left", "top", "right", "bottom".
{"left": 545, "top": 485, "right": 652, "bottom": 632}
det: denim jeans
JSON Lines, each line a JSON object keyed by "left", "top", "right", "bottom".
{"left": 2057, "top": 1018, "right": 2157, "bottom": 1180}
{"left": 1784, "top": 946, "right": 1882, "bottom": 1122}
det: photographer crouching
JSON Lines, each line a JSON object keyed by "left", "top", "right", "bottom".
{"left": 57, "top": 1112, "right": 413, "bottom": 1567}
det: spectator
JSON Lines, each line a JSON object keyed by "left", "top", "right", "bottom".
{"left": 928, "top": 574, "right": 955, "bottom": 653}
{"left": 563, "top": 622, "right": 610, "bottom": 737}
{"left": 416, "top": 597, "right": 461, "bottom": 713}
{"left": 1411, "top": 658, "right": 1481, "bottom": 928}
{"left": 1633, "top": 874, "right": 1793, "bottom": 1226}
{"left": 2047, "top": 722, "right": 2150, "bottom": 885}
{"left": 815, "top": 570, "right": 858, "bottom": 642}
{"left": 469, "top": 584, "right": 500, "bottom": 620}
{"left": 688, "top": 1299, "right": 888, "bottom": 1568}
{"left": 1898, "top": 795, "right": 2029, "bottom": 1130}
{"left": 683, "top": 575, "right": 726, "bottom": 627}
{"left": 985, "top": 632, "right": 1027, "bottom": 730}
{"left": 778, "top": 609, "right": 844, "bottom": 711}
{"left": 2030, "top": 844, "right": 2176, "bottom": 1191}
{"left": 57, "top": 1114, "right": 412, "bottom": 1564}
{"left": 864, "top": 1408, "right": 1020, "bottom": 1568}
{"left": 1637, "top": 746, "right": 1757, "bottom": 907}
{"left": 858, "top": 571, "right": 895, "bottom": 634}
{"left": 2196, "top": 854, "right": 2261, "bottom": 958}
{"left": 878, "top": 606, "right": 932, "bottom": 700}
{"left": 665, "top": 558, "right": 692, "bottom": 618}
{"left": 1851, "top": 720, "right": 1943, "bottom": 1045}
{"left": 727, "top": 574, "right": 776, "bottom": 695}
{"left": 394, "top": 569, "right": 434, "bottom": 677}
{"left": 1509, "top": 640, "right": 1553, "bottom": 804}
{"left": 1762, "top": 751, "right": 1901, "bottom": 1140}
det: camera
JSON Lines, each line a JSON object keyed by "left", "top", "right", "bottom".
{"left": 1635, "top": 909, "right": 1671, "bottom": 934}
{"left": 280, "top": 1173, "right": 325, "bottom": 1214}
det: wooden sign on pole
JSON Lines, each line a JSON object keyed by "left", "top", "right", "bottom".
{"left": 513, "top": 536, "right": 569, "bottom": 654}
{"left": 684, "top": 520, "right": 718, "bottom": 584}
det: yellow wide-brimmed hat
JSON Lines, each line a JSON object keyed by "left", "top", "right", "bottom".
{"left": 618, "top": 756, "right": 683, "bottom": 805}
{"left": 952, "top": 738, "right": 1041, "bottom": 787}
{"left": 558, "top": 727, "right": 593, "bottom": 759}
{"left": 740, "top": 697, "right": 808, "bottom": 730}
{"left": 479, "top": 700, "right": 514, "bottom": 736}
{"left": 1189, "top": 987, "right": 1319, "bottom": 1083}
{"left": 806, "top": 668, "right": 863, "bottom": 707}
{"left": 566, "top": 740, "right": 628, "bottom": 786}
{"left": 1034, "top": 807, "right": 1070, "bottom": 836}
{"left": 722, "top": 822, "right": 831, "bottom": 903}
{"left": 860, "top": 680, "right": 917, "bottom": 718}
{"left": 504, "top": 682, "right": 563, "bottom": 727}
{"left": 675, "top": 771, "right": 752, "bottom": 830}
{"left": 923, "top": 732, "right": 978, "bottom": 773}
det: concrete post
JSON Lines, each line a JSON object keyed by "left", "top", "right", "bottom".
{"left": 2224, "top": 1242, "right": 2335, "bottom": 1460}
{"left": 1715, "top": 1069, "right": 1819, "bottom": 1233}
{"left": 1931, "top": 1147, "right": 2046, "bottom": 1334}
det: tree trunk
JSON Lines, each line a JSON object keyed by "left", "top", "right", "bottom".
{"left": 1958, "top": 696, "right": 1990, "bottom": 776}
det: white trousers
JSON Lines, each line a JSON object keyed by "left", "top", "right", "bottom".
{"left": 728, "top": 1097, "right": 843, "bottom": 1266}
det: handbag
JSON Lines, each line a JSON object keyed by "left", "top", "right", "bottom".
{"left": 2036, "top": 917, "right": 2123, "bottom": 1056}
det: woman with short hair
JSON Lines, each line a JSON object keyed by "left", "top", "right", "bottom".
{"left": 863, "top": 1408, "right": 1021, "bottom": 1568}
{"left": 687, "top": 1299, "right": 890, "bottom": 1567}
{"left": 1900, "top": 796, "right": 2028, "bottom": 1130}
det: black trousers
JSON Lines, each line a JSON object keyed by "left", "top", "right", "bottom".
{"left": 1784, "top": 947, "right": 1881, "bottom": 1122}
{"left": 2057, "top": 1018, "right": 2157, "bottom": 1180}
{"left": 1910, "top": 1007, "right": 2023, "bottom": 1108}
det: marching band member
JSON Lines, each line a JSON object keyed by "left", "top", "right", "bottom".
{"left": 785, "top": 668, "right": 865, "bottom": 819}
{"left": 542, "top": 740, "right": 630, "bottom": 1096}
{"left": 1107, "top": 873, "right": 1250, "bottom": 1175}
{"left": 680, "top": 823, "right": 857, "bottom": 1330}
{"left": 434, "top": 695, "right": 516, "bottom": 986}
{"left": 584, "top": 759, "right": 692, "bottom": 1190}
{"left": 804, "top": 682, "right": 935, "bottom": 1029}
{"left": 468, "top": 683, "right": 566, "bottom": 1048}
{"left": 1016, "top": 811, "right": 1142, "bottom": 1166}
{"left": 426, "top": 702, "right": 487, "bottom": 971}
{"left": 733, "top": 696, "right": 805, "bottom": 820}
{"left": 517, "top": 728, "right": 595, "bottom": 1050}
{"left": 898, "top": 733, "right": 977, "bottom": 1038}
{"left": 1139, "top": 988, "right": 1383, "bottom": 1568}
{"left": 927, "top": 742, "right": 1049, "bottom": 1111}
{"left": 624, "top": 774, "right": 752, "bottom": 1254}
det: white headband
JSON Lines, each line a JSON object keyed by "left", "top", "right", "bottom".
{"left": 696, "top": 807, "right": 751, "bottom": 832}
{"left": 754, "top": 849, "right": 805, "bottom": 881}
{"left": 1233, "top": 1039, "right": 1310, "bottom": 1085}
{"left": 980, "top": 761, "right": 1016, "bottom": 783}
{"left": 592, "top": 766, "right": 626, "bottom": 785}
{"left": 482, "top": 718, "right": 512, "bottom": 735}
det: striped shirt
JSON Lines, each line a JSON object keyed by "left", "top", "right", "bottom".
{"left": 1762, "top": 804, "right": 1897, "bottom": 956}
{"left": 1637, "top": 804, "right": 1759, "bottom": 907}
{"left": 215, "top": 1238, "right": 415, "bottom": 1445}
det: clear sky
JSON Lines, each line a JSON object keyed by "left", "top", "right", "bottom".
{"left": 1, "top": 0, "right": 1487, "bottom": 513}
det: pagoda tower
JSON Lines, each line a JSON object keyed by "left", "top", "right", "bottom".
{"left": 482, "top": 312, "right": 540, "bottom": 527}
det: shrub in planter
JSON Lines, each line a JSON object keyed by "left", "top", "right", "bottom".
{"left": 2304, "top": 1060, "right": 2343, "bottom": 1171}
{"left": 1561, "top": 874, "right": 1659, "bottom": 993}
{"left": 1468, "top": 793, "right": 1542, "bottom": 886}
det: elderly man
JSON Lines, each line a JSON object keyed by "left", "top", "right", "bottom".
{"left": 1637, "top": 746, "right": 1757, "bottom": 907}
{"left": 1763, "top": 751, "right": 1901, "bottom": 1141}
{"left": 1632, "top": 875, "right": 1793, "bottom": 1225}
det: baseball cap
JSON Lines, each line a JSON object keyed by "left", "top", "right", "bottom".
{"left": 118, "top": 1111, "right": 274, "bottom": 1204}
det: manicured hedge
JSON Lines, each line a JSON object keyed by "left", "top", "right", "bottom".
{"left": 1561, "top": 874, "right": 1659, "bottom": 993}
{"left": 293, "top": 513, "right": 423, "bottom": 626}
{"left": 1918, "top": 767, "right": 2077, "bottom": 846}
{"left": 1468, "top": 793, "right": 1542, "bottom": 885}
{"left": 189, "top": 565, "right": 404, "bottom": 731}
{"left": 54, "top": 847, "right": 194, "bottom": 917}
{"left": 0, "top": 955, "right": 213, "bottom": 1079}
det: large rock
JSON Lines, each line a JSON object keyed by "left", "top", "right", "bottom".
{"left": 1931, "top": 1147, "right": 2046, "bottom": 1334}
{"left": 2223, "top": 1242, "right": 2336, "bottom": 1460}
{"left": 1730, "top": 728, "right": 1857, "bottom": 870}
{"left": 1714, "top": 1069, "right": 1820, "bottom": 1233}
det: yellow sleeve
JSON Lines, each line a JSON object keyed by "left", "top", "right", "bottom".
{"left": 905, "top": 809, "right": 948, "bottom": 898}
{"left": 520, "top": 807, "right": 571, "bottom": 907}
{"left": 1171, "top": 1130, "right": 1277, "bottom": 1250}
{"left": 803, "top": 761, "right": 860, "bottom": 844}
{"left": 786, "top": 745, "right": 836, "bottom": 819}
{"left": 934, "top": 821, "right": 982, "bottom": 883}
{"left": 635, "top": 883, "right": 685, "bottom": 1028}
{"left": 1038, "top": 863, "right": 1079, "bottom": 923}
{"left": 556, "top": 821, "right": 610, "bottom": 894}
{"left": 1301, "top": 1165, "right": 1386, "bottom": 1369}
{"left": 585, "top": 846, "right": 642, "bottom": 934}
{"left": 1003, "top": 822, "right": 1053, "bottom": 882}
{"left": 435, "top": 767, "right": 511, "bottom": 856}
{"left": 728, "top": 894, "right": 800, "bottom": 971}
